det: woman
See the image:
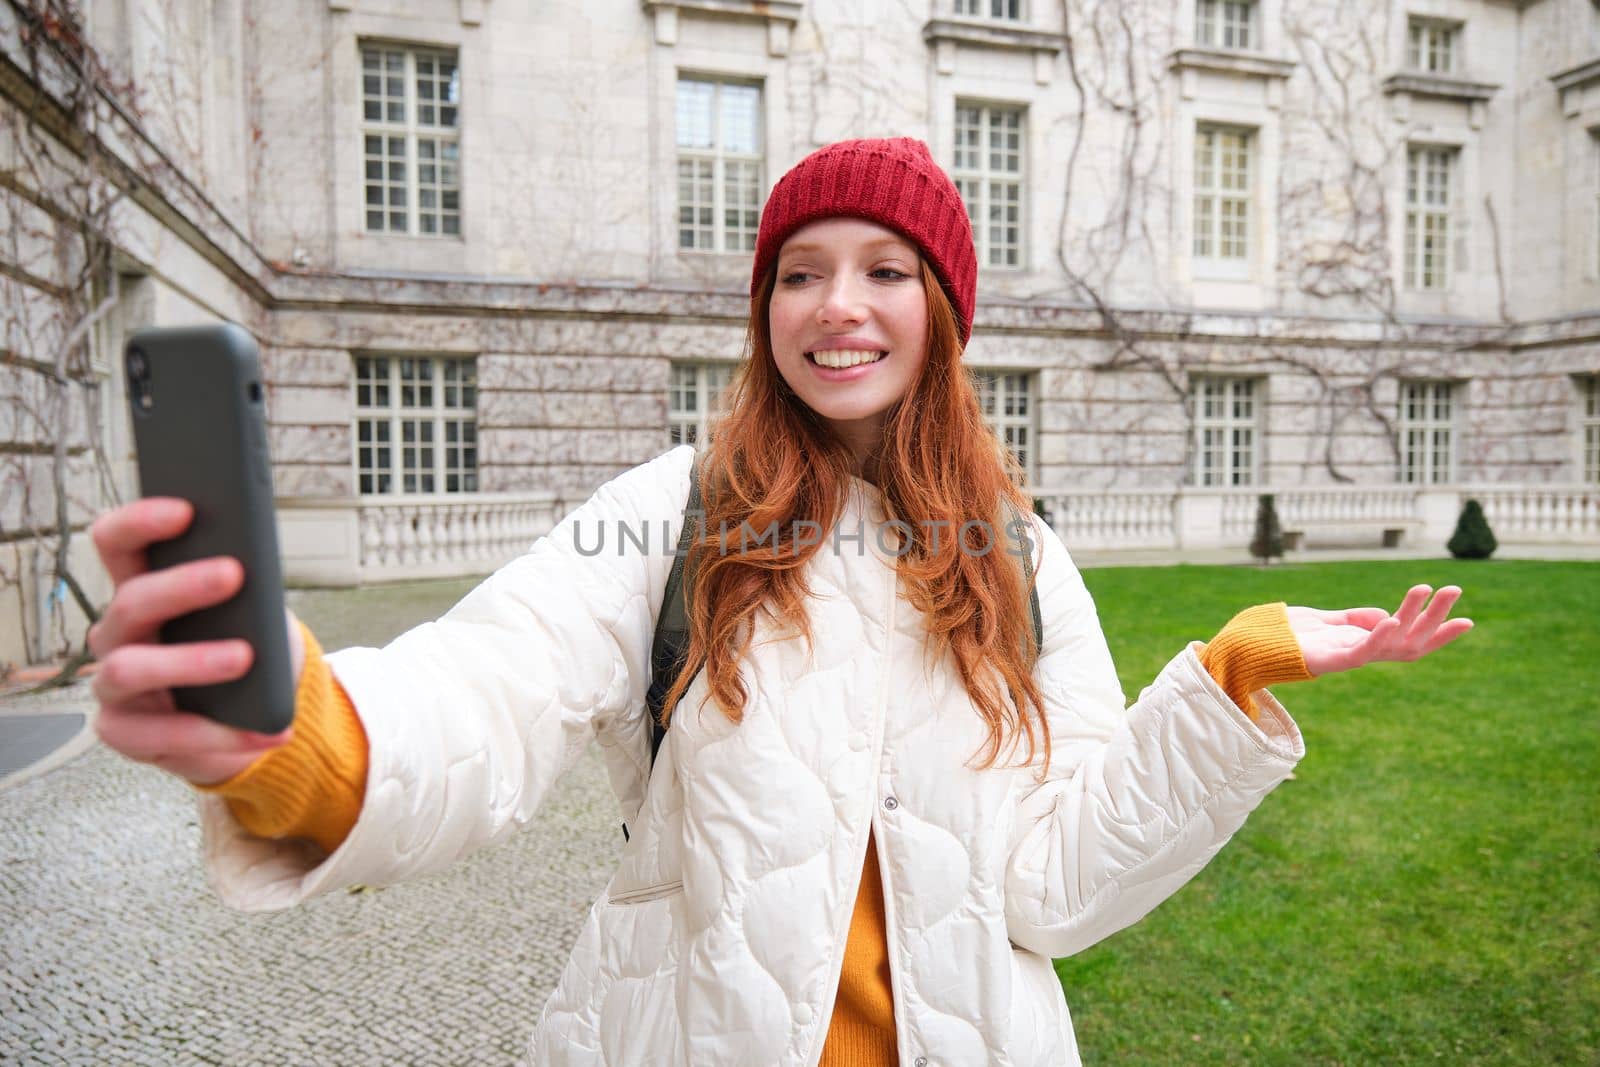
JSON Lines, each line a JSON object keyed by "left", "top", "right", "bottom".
{"left": 87, "top": 138, "right": 1470, "bottom": 1066}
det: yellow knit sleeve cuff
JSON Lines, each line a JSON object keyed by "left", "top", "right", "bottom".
{"left": 1198, "top": 602, "right": 1314, "bottom": 720}
{"left": 195, "top": 621, "right": 369, "bottom": 854}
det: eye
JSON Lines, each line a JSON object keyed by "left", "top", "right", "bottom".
{"left": 871, "top": 268, "right": 910, "bottom": 281}
{"left": 780, "top": 271, "right": 813, "bottom": 285}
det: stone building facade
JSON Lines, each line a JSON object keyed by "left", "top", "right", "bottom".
{"left": 1, "top": 0, "right": 1598, "bottom": 665}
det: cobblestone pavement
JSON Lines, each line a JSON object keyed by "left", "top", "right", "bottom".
{"left": 3, "top": 577, "right": 622, "bottom": 1066}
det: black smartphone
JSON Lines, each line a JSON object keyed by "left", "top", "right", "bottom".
{"left": 124, "top": 324, "right": 294, "bottom": 734}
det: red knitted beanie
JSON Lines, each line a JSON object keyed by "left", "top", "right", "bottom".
{"left": 751, "top": 137, "right": 978, "bottom": 345}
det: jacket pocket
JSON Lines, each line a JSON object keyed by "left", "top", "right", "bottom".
{"left": 607, "top": 880, "right": 684, "bottom": 906}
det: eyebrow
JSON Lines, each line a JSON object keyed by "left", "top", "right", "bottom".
{"left": 779, "top": 238, "right": 917, "bottom": 259}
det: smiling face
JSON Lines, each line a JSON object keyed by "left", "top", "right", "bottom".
{"left": 768, "top": 218, "right": 930, "bottom": 466}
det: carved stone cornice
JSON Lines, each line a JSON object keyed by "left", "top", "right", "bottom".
{"left": 642, "top": 0, "right": 803, "bottom": 56}
{"left": 921, "top": 17, "right": 1067, "bottom": 84}
{"left": 921, "top": 17, "right": 1066, "bottom": 55}
{"left": 1167, "top": 47, "right": 1296, "bottom": 81}
{"left": 1381, "top": 71, "right": 1499, "bottom": 103}
{"left": 1550, "top": 55, "right": 1600, "bottom": 116}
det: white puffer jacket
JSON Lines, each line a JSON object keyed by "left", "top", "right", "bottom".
{"left": 199, "top": 445, "right": 1304, "bottom": 1066}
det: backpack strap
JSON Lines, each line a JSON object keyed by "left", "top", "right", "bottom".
{"left": 1003, "top": 500, "right": 1044, "bottom": 661}
{"left": 645, "top": 455, "right": 703, "bottom": 771}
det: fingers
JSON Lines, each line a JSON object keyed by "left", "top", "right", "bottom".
{"left": 94, "top": 701, "right": 290, "bottom": 778}
{"left": 1412, "top": 585, "right": 1462, "bottom": 635}
{"left": 1392, "top": 585, "right": 1433, "bottom": 630}
{"left": 1350, "top": 615, "right": 1402, "bottom": 664}
{"left": 90, "top": 498, "right": 194, "bottom": 585}
{"left": 92, "top": 639, "right": 253, "bottom": 706}
{"left": 88, "top": 556, "right": 245, "bottom": 657}
{"left": 1387, "top": 585, "right": 1471, "bottom": 661}
{"left": 1420, "top": 617, "right": 1474, "bottom": 657}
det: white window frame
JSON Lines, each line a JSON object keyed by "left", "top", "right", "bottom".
{"left": 955, "top": 0, "right": 1024, "bottom": 19}
{"left": 1406, "top": 17, "right": 1460, "bottom": 75}
{"left": 1404, "top": 145, "right": 1454, "bottom": 291}
{"left": 668, "top": 361, "right": 736, "bottom": 449}
{"left": 1581, "top": 375, "right": 1600, "bottom": 485}
{"left": 361, "top": 44, "right": 461, "bottom": 237}
{"left": 354, "top": 355, "right": 478, "bottom": 495}
{"left": 1398, "top": 380, "right": 1457, "bottom": 485}
{"left": 1196, "top": 0, "right": 1258, "bottom": 50}
{"left": 1193, "top": 124, "right": 1254, "bottom": 279}
{"left": 973, "top": 371, "right": 1035, "bottom": 481}
{"left": 954, "top": 102, "right": 1026, "bottom": 271}
{"left": 675, "top": 76, "right": 764, "bottom": 254}
{"left": 1593, "top": 131, "right": 1600, "bottom": 279}
{"left": 1191, "top": 376, "right": 1262, "bottom": 487}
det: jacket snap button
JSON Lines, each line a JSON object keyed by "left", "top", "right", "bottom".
{"left": 883, "top": 796, "right": 898, "bottom": 811}
{"left": 914, "top": 1057, "right": 929, "bottom": 1067}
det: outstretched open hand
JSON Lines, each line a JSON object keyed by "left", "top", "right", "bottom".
{"left": 1288, "top": 585, "right": 1473, "bottom": 677}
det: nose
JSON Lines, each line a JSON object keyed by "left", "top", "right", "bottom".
{"left": 816, "top": 274, "right": 867, "bottom": 328}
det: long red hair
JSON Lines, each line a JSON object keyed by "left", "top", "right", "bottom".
{"left": 659, "top": 260, "right": 1050, "bottom": 772}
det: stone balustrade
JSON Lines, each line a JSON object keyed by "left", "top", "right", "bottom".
{"left": 278, "top": 491, "right": 566, "bottom": 585}
{"left": 1027, "top": 483, "right": 1600, "bottom": 553}
{"left": 357, "top": 493, "right": 567, "bottom": 579}
{"left": 1467, "top": 485, "right": 1600, "bottom": 542}
{"left": 278, "top": 483, "right": 1598, "bottom": 585}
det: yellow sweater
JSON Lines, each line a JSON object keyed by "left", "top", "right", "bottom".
{"left": 203, "top": 602, "right": 1309, "bottom": 1067}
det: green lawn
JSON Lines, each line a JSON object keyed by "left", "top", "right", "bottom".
{"left": 1056, "top": 559, "right": 1599, "bottom": 1065}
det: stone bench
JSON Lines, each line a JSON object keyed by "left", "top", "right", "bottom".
{"left": 1281, "top": 519, "right": 1422, "bottom": 551}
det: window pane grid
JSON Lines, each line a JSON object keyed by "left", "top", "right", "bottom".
{"left": 667, "top": 362, "right": 735, "bottom": 449}
{"left": 956, "top": 0, "right": 1023, "bottom": 17}
{"left": 1194, "top": 126, "right": 1252, "bottom": 261}
{"left": 677, "top": 79, "right": 763, "bottom": 253}
{"left": 1582, "top": 377, "right": 1600, "bottom": 484}
{"left": 1407, "top": 19, "right": 1457, "bottom": 74}
{"left": 1405, "top": 147, "right": 1454, "bottom": 290}
{"left": 355, "top": 356, "right": 477, "bottom": 495}
{"left": 973, "top": 372, "right": 1034, "bottom": 477}
{"left": 954, "top": 104, "right": 1025, "bottom": 269}
{"left": 1196, "top": 0, "right": 1256, "bottom": 49}
{"left": 361, "top": 44, "right": 461, "bottom": 238}
{"left": 1398, "top": 381, "right": 1455, "bottom": 484}
{"left": 1193, "top": 377, "right": 1259, "bottom": 486}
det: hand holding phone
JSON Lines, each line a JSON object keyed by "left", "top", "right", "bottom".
{"left": 88, "top": 499, "right": 300, "bottom": 784}
{"left": 90, "top": 323, "right": 299, "bottom": 780}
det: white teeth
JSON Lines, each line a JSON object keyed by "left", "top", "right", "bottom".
{"left": 809, "top": 350, "right": 886, "bottom": 369}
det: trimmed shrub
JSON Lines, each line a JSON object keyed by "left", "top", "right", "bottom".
{"left": 1250, "top": 493, "right": 1285, "bottom": 564}
{"left": 1448, "top": 498, "right": 1498, "bottom": 559}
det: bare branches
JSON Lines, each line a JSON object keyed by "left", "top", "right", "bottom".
{"left": 2, "top": 0, "right": 122, "bottom": 675}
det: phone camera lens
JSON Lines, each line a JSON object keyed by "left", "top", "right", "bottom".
{"left": 127, "top": 349, "right": 148, "bottom": 380}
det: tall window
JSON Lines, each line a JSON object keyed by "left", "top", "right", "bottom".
{"left": 1398, "top": 380, "right": 1455, "bottom": 484}
{"left": 355, "top": 356, "right": 477, "bottom": 494}
{"left": 1594, "top": 133, "right": 1600, "bottom": 278}
{"left": 362, "top": 44, "right": 460, "bottom": 236}
{"left": 668, "top": 362, "right": 734, "bottom": 448}
{"left": 1582, "top": 376, "right": 1600, "bottom": 484}
{"left": 1193, "top": 126, "right": 1253, "bottom": 269}
{"left": 1405, "top": 146, "right": 1454, "bottom": 291}
{"left": 676, "top": 78, "right": 763, "bottom": 253}
{"left": 1407, "top": 18, "right": 1459, "bottom": 74}
{"left": 954, "top": 104, "right": 1025, "bottom": 269}
{"left": 1196, "top": 0, "right": 1257, "bottom": 49}
{"left": 955, "top": 0, "right": 1023, "bottom": 18}
{"left": 974, "top": 371, "right": 1034, "bottom": 479}
{"left": 1192, "top": 377, "right": 1260, "bottom": 486}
